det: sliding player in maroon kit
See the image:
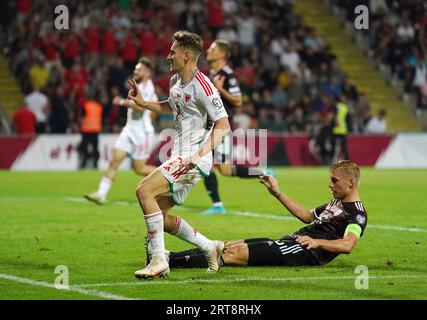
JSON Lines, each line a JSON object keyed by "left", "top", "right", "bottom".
{"left": 156, "top": 160, "right": 367, "bottom": 268}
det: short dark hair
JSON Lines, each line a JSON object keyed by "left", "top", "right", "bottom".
{"left": 138, "top": 57, "right": 154, "bottom": 70}
{"left": 214, "top": 39, "right": 232, "bottom": 59}
{"left": 173, "top": 30, "right": 203, "bottom": 58}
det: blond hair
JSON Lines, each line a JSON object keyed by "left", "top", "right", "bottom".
{"left": 214, "top": 39, "right": 232, "bottom": 59}
{"left": 330, "top": 160, "right": 360, "bottom": 181}
{"left": 138, "top": 57, "right": 154, "bottom": 70}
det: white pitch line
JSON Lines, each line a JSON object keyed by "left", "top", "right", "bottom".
{"left": 75, "top": 274, "right": 427, "bottom": 288}
{"left": 227, "top": 211, "right": 427, "bottom": 233}
{"left": 64, "top": 197, "right": 427, "bottom": 233}
{"left": 0, "top": 273, "right": 141, "bottom": 300}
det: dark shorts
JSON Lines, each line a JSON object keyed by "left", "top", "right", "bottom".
{"left": 245, "top": 237, "right": 321, "bottom": 267}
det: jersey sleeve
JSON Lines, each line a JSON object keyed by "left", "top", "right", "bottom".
{"left": 195, "top": 75, "right": 228, "bottom": 122}
{"left": 344, "top": 202, "right": 368, "bottom": 237}
{"left": 227, "top": 75, "right": 242, "bottom": 97}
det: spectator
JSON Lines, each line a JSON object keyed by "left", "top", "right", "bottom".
{"left": 2, "top": 0, "right": 369, "bottom": 136}
{"left": 364, "top": 109, "right": 387, "bottom": 134}
{"left": 49, "top": 87, "right": 69, "bottom": 133}
{"left": 24, "top": 87, "right": 50, "bottom": 133}
{"left": 332, "top": 95, "right": 351, "bottom": 161}
{"left": 236, "top": 10, "right": 257, "bottom": 54}
{"left": 120, "top": 31, "right": 138, "bottom": 71}
{"left": 233, "top": 107, "right": 252, "bottom": 130}
{"left": 62, "top": 33, "right": 81, "bottom": 68}
{"left": 64, "top": 61, "right": 89, "bottom": 100}
{"left": 217, "top": 22, "right": 238, "bottom": 44}
{"left": 206, "top": 0, "right": 225, "bottom": 37}
{"left": 323, "top": 75, "right": 342, "bottom": 99}
{"left": 79, "top": 89, "right": 103, "bottom": 169}
{"left": 280, "top": 45, "right": 301, "bottom": 75}
{"left": 12, "top": 102, "right": 37, "bottom": 134}
{"left": 28, "top": 57, "right": 49, "bottom": 91}
{"left": 101, "top": 25, "right": 117, "bottom": 57}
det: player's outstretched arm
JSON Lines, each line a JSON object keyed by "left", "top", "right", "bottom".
{"left": 127, "top": 79, "right": 173, "bottom": 115}
{"left": 259, "top": 175, "right": 314, "bottom": 224}
{"left": 112, "top": 95, "right": 143, "bottom": 112}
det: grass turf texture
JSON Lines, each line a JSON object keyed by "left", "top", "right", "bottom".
{"left": 0, "top": 168, "right": 426, "bottom": 300}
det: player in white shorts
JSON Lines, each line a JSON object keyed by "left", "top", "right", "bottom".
{"left": 126, "top": 31, "right": 231, "bottom": 279}
{"left": 84, "top": 57, "right": 158, "bottom": 205}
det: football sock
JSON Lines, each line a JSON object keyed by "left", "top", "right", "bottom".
{"left": 204, "top": 171, "right": 221, "bottom": 203}
{"left": 232, "top": 165, "right": 263, "bottom": 178}
{"left": 169, "top": 248, "right": 208, "bottom": 268}
{"left": 170, "top": 216, "right": 211, "bottom": 251}
{"left": 168, "top": 249, "right": 225, "bottom": 269}
{"left": 144, "top": 211, "right": 165, "bottom": 258}
{"left": 98, "top": 176, "right": 112, "bottom": 198}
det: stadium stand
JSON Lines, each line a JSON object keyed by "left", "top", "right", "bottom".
{"left": 324, "top": 0, "right": 427, "bottom": 131}
{"left": 0, "top": 0, "right": 425, "bottom": 135}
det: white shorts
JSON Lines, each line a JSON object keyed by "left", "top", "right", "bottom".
{"left": 114, "top": 128, "right": 155, "bottom": 160}
{"left": 158, "top": 153, "right": 212, "bottom": 205}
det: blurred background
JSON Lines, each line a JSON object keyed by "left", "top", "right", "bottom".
{"left": 1, "top": 0, "right": 426, "bottom": 170}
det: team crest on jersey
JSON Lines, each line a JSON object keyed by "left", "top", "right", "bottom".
{"left": 356, "top": 214, "right": 366, "bottom": 224}
{"left": 184, "top": 94, "right": 191, "bottom": 104}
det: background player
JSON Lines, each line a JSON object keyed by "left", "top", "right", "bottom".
{"left": 157, "top": 160, "right": 367, "bottom": 268}
{"left": 84, "top": 57, "right": 158, "bottom": 205}
{"left": 126, "top": 31, "right": 231, "bottom": 279}
{"left": 202, "top": 39, "right": 273, "bottom": 215}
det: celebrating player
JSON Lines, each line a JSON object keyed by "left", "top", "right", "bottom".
{"left": 156, "top": 160, "right": 368, "bottom": 268}
{"left": 84, "top": 57, "right": 158, "bottom": 205}
{"left": 126, "top": 31, "right": 231, "bottom": 279}
{"left": 202, "top": 39, "right": 274, "bottom": 215}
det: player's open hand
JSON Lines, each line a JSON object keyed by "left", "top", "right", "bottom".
{"left": 212, "top": 75, "right": 225, "bottom": 91}
{"left": 127, "top": 79, "right": 145, "bottom": 107}
{"left": 296, "top": 236, "right": 320, "bottom": 250}
{"left": 259, "top": 174, "right": 281, "bottom": 197}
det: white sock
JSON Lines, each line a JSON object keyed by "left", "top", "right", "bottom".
{"left": 144, "top": 211, "right": 165, "bottom": 258}
{"left": 212, "top": 202, "right": 223, "bottom": 207}
{"left": 170, "top": 216, "right": 212, "bottom": 251}
{"left": 97, "top": 177, "right": 112, "bottom": 198}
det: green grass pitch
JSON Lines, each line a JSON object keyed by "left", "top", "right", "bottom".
{"left": 0, "top": 168, "right": 426, "bottom": 300}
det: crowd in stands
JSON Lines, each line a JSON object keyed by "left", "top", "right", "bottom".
{"left": 333, "top": 0, "right": 427, "bottom": 112}
{"left": 2, "top": 0, "right": 379, "bottom": 136}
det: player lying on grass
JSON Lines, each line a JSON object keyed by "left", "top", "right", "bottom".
{"left": 146, "top": 160, "right": 368, "bottom": 268}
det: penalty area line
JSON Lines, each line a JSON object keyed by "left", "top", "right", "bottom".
{"left": 0, "top": 273, "right": 141, "bottom": 300}
{"left": 76, "top": 274, "right": 427, "bottom": 288}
